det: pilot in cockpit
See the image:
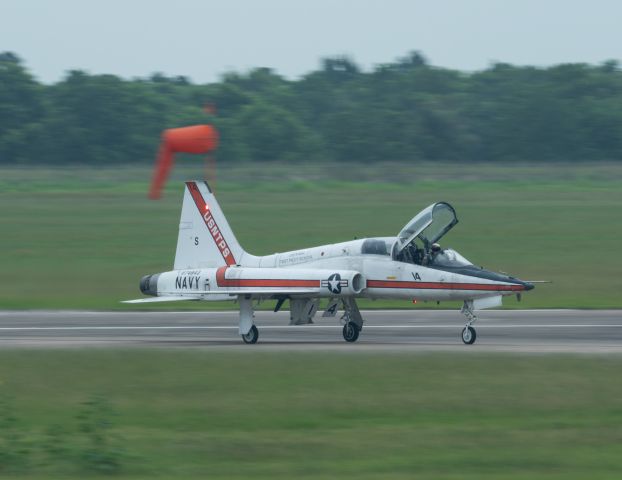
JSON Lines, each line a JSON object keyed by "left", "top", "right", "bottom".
{"left": 423, "top": 243, "right": 443, "bottom": 266}
{"left": 430, "top": 242, "right": 442, "bottom": 263}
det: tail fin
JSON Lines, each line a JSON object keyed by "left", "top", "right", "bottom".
{"left": 174, "top": 181, "right": 249, "bottom": 269}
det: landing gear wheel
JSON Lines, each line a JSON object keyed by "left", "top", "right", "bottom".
{"left": 461, "top": 326, "right": 476, "bottom": 345}
{"left": 242, "top": 325, "right": 259, "bottom": 344}
{"left": 342, "top": 322, "right": 360, "bottom": 343}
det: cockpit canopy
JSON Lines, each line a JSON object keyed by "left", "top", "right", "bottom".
{"left": 396, "top": 202, "right": 458, "bottom": 253}
{"left": 391, "top": 202, "right": 469, "bottom": 267}
{"left": 361, "top": 238, "right": 391, "bottom": 256}
{"left": 359, "top": 203, "right": 471, "bottom": 268}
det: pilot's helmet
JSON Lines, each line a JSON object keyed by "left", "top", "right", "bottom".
{"left": 431, "top": 243, "right": 441, "bottom": 253}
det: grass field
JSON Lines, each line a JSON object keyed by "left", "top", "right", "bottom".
{"left": 1, "top": 162, "right": 621, "bottom": 309}
{"left": 1, "top": 164, "right": 621, "bottom": 479}
{"left": 0, "top": 350, "right": 621, "bottom": 479}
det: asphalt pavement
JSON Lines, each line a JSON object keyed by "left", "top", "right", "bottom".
{"left": 0, "top": 309, "right": 621, "bottom": 353}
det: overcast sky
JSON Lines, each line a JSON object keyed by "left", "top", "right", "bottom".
{"left": 2, "top": 0, "right": 621, "bottom": 84}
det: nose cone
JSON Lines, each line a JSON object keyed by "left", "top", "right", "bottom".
{"left": 522, "top": 281, "right": 535, "bottom": 291}
{"left": 508, "top": 276, "right": 534, "bottom": 291}
{"left": 477, "top": 268, "right": 535, "bottom": 292}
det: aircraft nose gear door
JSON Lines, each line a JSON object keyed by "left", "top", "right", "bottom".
{"left": 341, "top": 297, "right": 363, "bottom": 342}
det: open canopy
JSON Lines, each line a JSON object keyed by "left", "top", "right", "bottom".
{"left": 395, "top": 202, "right": 458, "bottom": 254}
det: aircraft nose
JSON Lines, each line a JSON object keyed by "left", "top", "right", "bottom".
{"left": 521, "top": 281, "right": 535, "bottom": 291}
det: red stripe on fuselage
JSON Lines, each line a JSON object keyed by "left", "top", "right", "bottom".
{"left": 215, "top": 267, "right": 320, "bottom": 288}
{"left": 367, "top": 280, "right": 524, "bottom": 292}
{"left": 186, "top": 182, "right": 237, "bottom": 266}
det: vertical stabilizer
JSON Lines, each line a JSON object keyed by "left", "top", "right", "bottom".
{"left": 174, "top": 182, "right": 249, "bottom": 269}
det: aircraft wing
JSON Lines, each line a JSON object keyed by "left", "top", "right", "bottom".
{"left": 122, "top": 289, "right": 318, "bottom": 304}
{"left": 123, "top": 296, "right": 195, "bottom": 304}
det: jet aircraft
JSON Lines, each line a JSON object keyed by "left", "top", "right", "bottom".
{"left": 125, "top": 181, "right": 534, "bottom": 344}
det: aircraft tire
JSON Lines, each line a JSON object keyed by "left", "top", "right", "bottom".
{"left": 461, "top": 326, "right": 476, "bottom": 345}
{"left": 342, "top": 322, "right": 360, "bottom": 343}
{"left": 242, "top": 325, "right": 259, "bottom": 344}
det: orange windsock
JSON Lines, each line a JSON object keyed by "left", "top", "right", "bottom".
{"left": 149, "top": 125, "right": 218, "bottom": 199}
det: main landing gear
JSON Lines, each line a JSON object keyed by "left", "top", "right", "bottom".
{"left": 460, "top": 300, "right": 478, "bottom": 345}
{"left": 236, "top": 296, "right": 365, "bottom": 345}
{"left": 242, "top": 325, "right": 259, "bottom": 344}
{"left": 238, "top": 296, "right": 259, "bottom": 345}
{"left": 340, "top": 297, "right": 363, "bottom": 343}
{"left": 342, "top": 322, "right": 360, "bottom": 342}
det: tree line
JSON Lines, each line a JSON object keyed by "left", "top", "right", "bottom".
{"left": 1, "top": 51, "right": 621, "bottom": 165}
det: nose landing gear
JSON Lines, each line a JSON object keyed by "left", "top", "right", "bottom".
{"left": 461, "top": 325, "right": 476, "bottom": 345}
{"left": 460, "top": 300, "right": 478, "bottom": 345}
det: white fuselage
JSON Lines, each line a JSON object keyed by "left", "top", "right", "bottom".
{"left": 153, "top": 237, "right": 526, "bottom": 302}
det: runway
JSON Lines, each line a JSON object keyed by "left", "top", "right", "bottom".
{"left": 0, "top": 309, "right": 621, "bottom": 352}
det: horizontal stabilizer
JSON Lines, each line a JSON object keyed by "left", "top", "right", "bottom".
{"left": 124, "top": 288, "right": 318, "bottom": 304}
{"left": 122, "top": 296, "right": 198, "bottom": 304}
{"left": 156, "top": 289, "right": 318, "bottom": 297}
